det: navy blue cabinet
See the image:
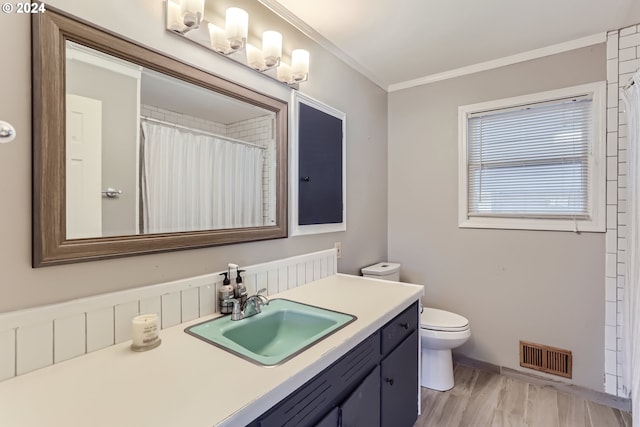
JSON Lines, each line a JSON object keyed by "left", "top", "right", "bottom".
{"left": 381, "top": 330, "right": 419, "bottom": 427}
{"left": 298, "top": 103, "right": 343, "bottom": 225}
{"left": 315, "top": 407, "right": 339, "bottom": 427}
{"left": 341, "top": 365, "right": 380, "bottom": 427}
{"left": 252, "top": 333, "right": 380, "bottom": 427}
{"left": 291, "top": 93, "right": 346, "bottom": 235}
{"left": 249, "top": 302, "right": 418, "bottom": 427}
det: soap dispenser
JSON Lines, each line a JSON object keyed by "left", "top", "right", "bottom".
{"left": 234, "top": 269, "right": 247, "bottom": 306}
{"left": 218, "top": 271, "right": 235, "bottom": 314}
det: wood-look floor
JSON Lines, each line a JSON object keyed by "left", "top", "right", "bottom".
{"left": 415, "top": 364, "right": 632, "bottom": 427}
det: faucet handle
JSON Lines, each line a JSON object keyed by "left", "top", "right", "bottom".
{"left": 254, "top": 288, "right": 269, "bottom": 305}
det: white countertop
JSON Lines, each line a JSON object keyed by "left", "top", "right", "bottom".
{"left": 0, "top": 274, "right": 422, "bottom": 427}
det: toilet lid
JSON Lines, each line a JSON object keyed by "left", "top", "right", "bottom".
{"left": 420, "top": 307, "right": 469, "bottom": 332}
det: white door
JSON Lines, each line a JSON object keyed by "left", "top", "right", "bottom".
{"left": 66, "top": 94, "right": 103, "bottom": 239}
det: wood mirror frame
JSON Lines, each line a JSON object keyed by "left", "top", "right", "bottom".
{"left": 32, "top": 9, "right": 288, "bottom": 267}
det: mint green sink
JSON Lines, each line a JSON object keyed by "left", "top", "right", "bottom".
{"left": 185, "top": 299, "right": 356, "bottom": 366}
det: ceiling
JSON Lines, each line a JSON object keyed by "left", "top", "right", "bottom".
{"left": 141, "top": 68, "right": 269, "bottom": 125}
{"left": 267, "top": 0, "right": 640, "bottom": 91}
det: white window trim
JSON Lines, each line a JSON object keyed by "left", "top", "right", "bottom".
{"left": 458, "top": 82, "right": 607, "bottom": 232}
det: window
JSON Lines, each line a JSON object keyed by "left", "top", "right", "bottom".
{"left": 458, "top": 82, "right": 606, "bottom": 232}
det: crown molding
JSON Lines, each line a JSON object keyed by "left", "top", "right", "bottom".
{"left": 256, "top": 0, "right": 388, "bottom": 90}
{"left": 251, "top": 5, "right": 606, "bottom": 93}
{"left": 389, "top": 32, "right": 607, "bottom": 92}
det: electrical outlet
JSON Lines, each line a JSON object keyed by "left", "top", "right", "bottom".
{"left": 335, "top": 242, "right": 342, "bottom": 259}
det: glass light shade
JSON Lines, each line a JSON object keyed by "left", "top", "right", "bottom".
{"left": 291, "top": 49, "right": 310, "bottom": 81}
{"left": 246, "top": 44, "right": 265, "bottom": 70}
{"left": 262, "top": 31, "right": 282, "bottom": 68}
{"left": 179, "top": 0, "right": 205, "bottom": 28}
{"left": 208, "top": 23, "right": 230, "bottom": 54}
{"left": 277, "top": 62, "right": 293, "bottom": 84}
{"left": 225, "top": 7, "right": 248, "bottom": 50}
{"left": 167, "top": 0, "right": 186, "bottom": 32}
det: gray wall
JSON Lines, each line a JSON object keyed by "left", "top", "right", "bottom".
{"left": 0, "top": 1, "right": 388, "bottom": 312}
{"left": 388, "top": 45, "right": 607, "bottom": 391}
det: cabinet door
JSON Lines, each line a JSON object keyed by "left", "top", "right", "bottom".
{"left": 340, "top": 365, "right": 380, "bottom": 427}
{"left": 315, "top": 407, "right": 339, "bottom": 427}
{"left": 298, "top": 102, "right": 344, "bottom": 225}
{"left": 380, "top": 330, "right": 418, "bottom": 427}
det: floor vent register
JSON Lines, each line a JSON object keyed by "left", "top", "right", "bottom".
{"left": 519, "top": 340, "right": 572, "bottom": 378}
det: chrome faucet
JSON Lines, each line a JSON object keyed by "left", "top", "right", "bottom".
{"left": 229, "top": 288, "right": 269, "bottom": 321}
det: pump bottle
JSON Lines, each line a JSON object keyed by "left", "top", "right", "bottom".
{"left": 234, "top": 269, "right": 247, "bottom": 306}
{"left": 218, "top": 271, "right": 235, "bottom": 314}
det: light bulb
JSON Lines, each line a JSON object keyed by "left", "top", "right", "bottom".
{"left": 225, "top": 7, "right": 248, "bottom": 51}
{"left": 208, "top": 23, "right": 230, "bottom": 54}
{"left": 292, "top": 49, "right": 310, "bottom": 82}
{"left": 262, "top": 31, "right": 282, "bottom": 68}
{"left": 277, "top": 62, "right": 293, "bottom": 84}
{"left": 167, "top": 0, "right": 185, "bottom": 32}
{"left": 180, "top": 0, "right": 205, "bottom": 28}
{"left": 246, "top": 44, "right": 265, "bottom": 70}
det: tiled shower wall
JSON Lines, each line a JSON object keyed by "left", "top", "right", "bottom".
{"left": 227, "top": 116, "right": 278, "bottom": 226}
{"left": 605, "top": 24, "right": 640, "bottom": 397}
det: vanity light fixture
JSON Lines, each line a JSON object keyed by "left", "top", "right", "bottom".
{"left": 166, "top": 0, "right": 310, "bottom": 87}
{"left": 245, "top": 31, "right": 282, "bottom": 72}
{"left": 167, "top": 0, "right": 205, "bottom": 33}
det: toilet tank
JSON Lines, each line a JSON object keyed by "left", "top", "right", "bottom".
{"left": 361, "top": 262, "right": 401, "bottom": 282}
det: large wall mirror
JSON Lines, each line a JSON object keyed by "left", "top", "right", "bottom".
{"left": 32, "top": 9, "right": 288, "bottom": 267}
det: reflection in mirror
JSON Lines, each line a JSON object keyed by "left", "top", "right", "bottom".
{"left": 32, "top": 9, "right": 288, "bottom": 267}
{"left": 65, "top": 42, "right": 277, "bottom": 239}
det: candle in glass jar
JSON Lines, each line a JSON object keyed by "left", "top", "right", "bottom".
{"left": 131, "top": 314, "right": 160, "bottom": 351}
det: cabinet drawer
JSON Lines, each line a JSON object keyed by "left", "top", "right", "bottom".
{"left": 381, "top": 302, "right": 418, "bottom": 356}
{"left": 257, "top": 332, "right": 380, "bottom": 427}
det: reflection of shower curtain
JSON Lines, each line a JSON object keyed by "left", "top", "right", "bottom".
{"left": 140, "top": 121, "right": 263, "bottom": 233}
{"left": 622, "top": 71, "right": 640, "bottom": 425}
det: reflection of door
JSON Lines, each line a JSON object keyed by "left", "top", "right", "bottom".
{"left": 66, "top": 94, "right": 102, "bottom": 239}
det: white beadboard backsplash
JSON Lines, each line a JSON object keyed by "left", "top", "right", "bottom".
{"left": 0, "top": 249, "right": 337, "bottom": 382}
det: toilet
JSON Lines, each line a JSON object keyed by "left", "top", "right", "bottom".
{"left": 419, "top": 307, "right": 471, "bottom": 391}
{"left": 361, "top": 262, "right": 471, "bottom": 392}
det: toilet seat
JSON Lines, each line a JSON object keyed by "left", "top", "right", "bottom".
{"left": 420, "top": 307, "right": 469, "bottom": 332}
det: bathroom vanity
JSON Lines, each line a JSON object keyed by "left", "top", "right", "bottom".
{"left": 0, "top": 275, "right": 422, "bottom": 426}
{"left": 249, "top": 302, "right": 419, "bottom": 426}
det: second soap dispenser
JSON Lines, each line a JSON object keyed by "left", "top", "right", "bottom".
{"left": 234, "top": 269, "right": 247, "bottom": 306}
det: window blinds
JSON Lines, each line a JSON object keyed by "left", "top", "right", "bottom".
{"left": 467, "top": 96, "right": 593, "bottom": 218}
